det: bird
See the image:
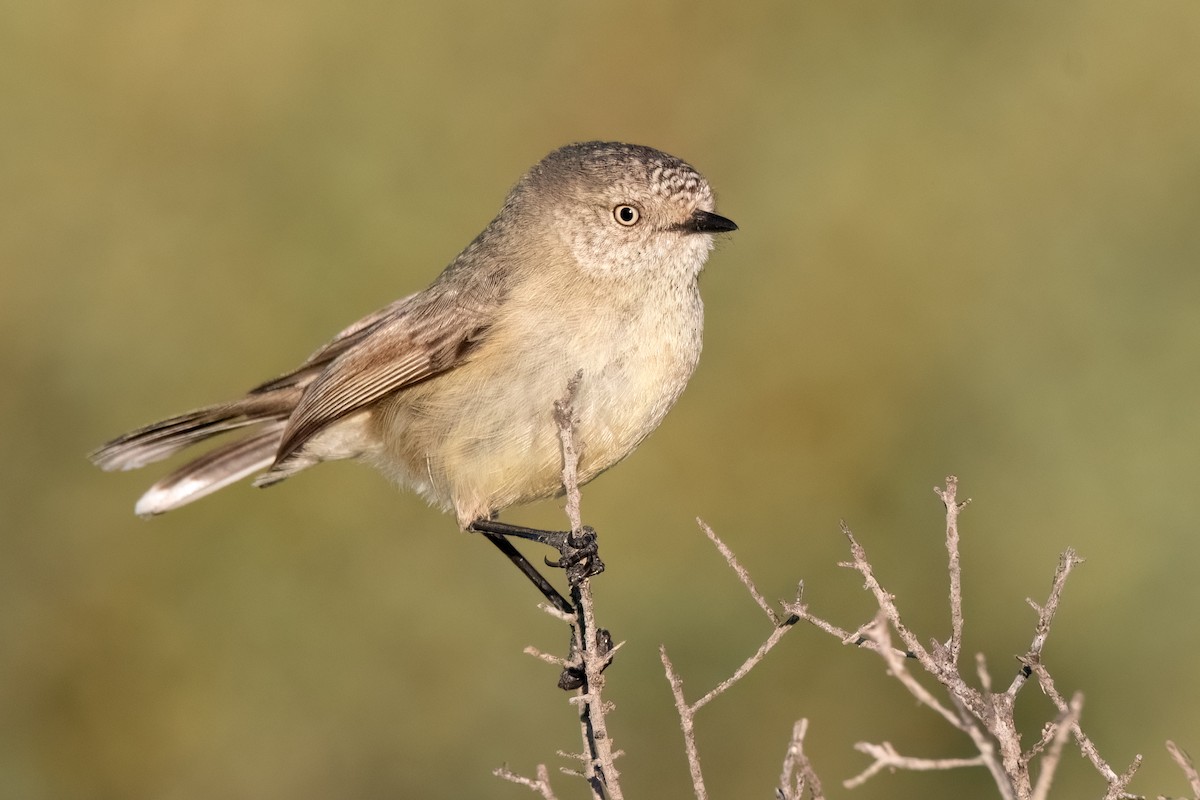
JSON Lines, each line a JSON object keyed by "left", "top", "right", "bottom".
{"left": 91, "top": 141, "right": 737, "bottom": 602}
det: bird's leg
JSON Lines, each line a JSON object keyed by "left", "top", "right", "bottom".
{"left": 470, "top": 518, "right": 612, "bottom": 690}
{"left": 470, "top": 519, "right": 605, "bottom": 583}
{"left": 472, "top": 525, "right": 575, "bottom": 616}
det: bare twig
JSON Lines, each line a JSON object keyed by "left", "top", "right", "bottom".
{"left": 976, "top": 652, "right": 993, "bottom": 693}
{"left": 660, "top": 520, "right": 806, "bottom": 799}
{"left": 1164, "top": 740, "right": 1200, "bottom": 800}
{"left": 692, "top": 621, "right": 795, "bottom": 713}
{"left": 777, "top": 719, "right": 826, "bottom": 800}
{"left": 1026, "top": 661, "right": 1142, "bottom": 798}
{"left": 1029, "top": 692, "right": 1082, "bottom": 800}
{"left": 1002, "top": 551, "right": 1145, "bottom": 796}
{"left": 776, "top": 477, "right": 1155, "bottom": 799}
{"left": 785, "top": 594, "right": 908, "bottom": 661}
{"left": 661, "top": 647, "right": 708, "bottom": 800}
{"left": 858, "top": 607, "right": 964, "bottom": 730}
{"left": 844, "top": 740, "right": 988, "bottom": 789}
{"left": 553, "top": 373, "right": 584, "bottom": 534}
{"left": 523, "top": 644, "right": 570, "bottom": 669}
{"left": 1006, "top": 549, "right": 1085, "bottom": 698}
{"left": 500, "top": 375, "right": 623, "bottom": 800}
{"left": 935, "top": 477, "right": 969, "bottom": 665}
{"left": 698, "top": 518, "right": 781, "bottom": 625}
{"left": 495, "top": 764, "right": 560, "bottom": 800}
{"left": 551, "top": 372, "right": 623, "bottom": 800}
{"left": 508, "top": 467, "right": 1177, "bottom": 800}
{"left": 663, "top": 625, "right": 806, "bottom": 800}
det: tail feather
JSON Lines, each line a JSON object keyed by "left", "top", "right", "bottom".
{"left": 89, "top": 393, "right": 296, "bottom": 472}
{"left": 91, "top": 411, "right": 261, "bottom": 471}
{"left": 133, "top": 423, "right": 286, "bottom": 517}
{"left": 91, "top": 388, "right": 304, "bottom": 516}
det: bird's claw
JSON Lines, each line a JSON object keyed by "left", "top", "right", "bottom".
{"left": 557, "top": 626, "right": 615, "bottom": 690}
{"left": 542, "top": 525, "right": 604, "bottom": 583}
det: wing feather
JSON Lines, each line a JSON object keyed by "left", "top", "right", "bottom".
{"left": 272, "top": 302, "right": 494, "bottom": 466}
{"left": 248, "top": 294, "right": 419, "bottom": 395}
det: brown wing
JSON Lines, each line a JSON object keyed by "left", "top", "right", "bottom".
{"left": 247, "top": 294, "right": 419, "bottom": 396}
{"left": 271, "top": 301, "right": 494, "bottom": 466}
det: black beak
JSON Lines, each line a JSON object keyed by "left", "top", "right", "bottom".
{"left": 683, "top": 209, "right": 738, "bottom": 234}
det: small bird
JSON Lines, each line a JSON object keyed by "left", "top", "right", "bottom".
{"left": 91, "top": 142, "right": 736, "bottom": 575}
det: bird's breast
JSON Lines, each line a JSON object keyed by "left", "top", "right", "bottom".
{"left": 373, "top": 275, "right": 704, "bottom": 526}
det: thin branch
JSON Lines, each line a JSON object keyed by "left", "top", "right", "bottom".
{"left": 1030, "top": 692, "right": 1082, "bottom": 800}
{"left": 1165, "top": 740, "right": 1200, "bottom": 800}
{"left": 777, "top": 719, "right": 825, "bottom": 800}
{"left": 1028, "top": 662, "right": 1142, "bottom": 796}
{"left": 777, "top": 478, "right": 1164, "bottom": 799}
{"left": 523, "top": 645, "right": 570, "bottom": 669}
{"left": 495, "top": 764, "right": 560, "bottom": 800}
{"left": 935, "top": 477, "right": 969, "bottom": 665}
{"left": 835, "top": 521, "right": 990, "bottom": 720}
{"left": 976, "top": 652, "right": 993, "bottom": 693}
{"left": 661, "top": 646, "right": 708, "bottom": 800}
{"left": 676, "top": 522, "right": 804, "bottom": 712}
{"left": 660, "top": 522, "right": 807, "bottom": 799}
{"left": 692, "top": 617, "right": 797, "bottom": 713}
{"left": 554, "top": 372, "right": 585, "bottom": 534}
{"left": 844, "top": 741, "right": 988, "bottom": 789}
{"left": 698, "top": 518, "right": 781, "bottom": 625}
{"left": 1108, "top": 757, "right": 1145, "bottom": 800}
{"left": 1002, "top": 552, "right": 1144, "bottom": 797}
{"left": 860, "top": 608, "right": 965, "bottom": 730}
{"left": 1022, "top": 719, "right": 1059, "bottom": 770}
{"left": 836, "top": 521, "right": 929, "bottom": 665}
{"left": 1005, "top": 549, "right": 1085, "bottom": 698}
{"left": 552, "top": 372, "right": 623, "bottom": 800}
{"left": 784, "top": 596, "right": 910, "bottom": 661}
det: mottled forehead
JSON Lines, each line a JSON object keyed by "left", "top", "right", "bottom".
{"left": 538, "top": 142, "right": 714, "bottom": 208}
{"left": 646, "top": 161, "right": 712, "bottom": 205}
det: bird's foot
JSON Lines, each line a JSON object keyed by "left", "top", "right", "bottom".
{"left": 557, "top": 626, "right": 615, "bottom": 691}
{"left": 469, "top": 519, "right": 604, "bottom": 586}
{"left": 540, "top": 525, "right": 604, "bottom": 584}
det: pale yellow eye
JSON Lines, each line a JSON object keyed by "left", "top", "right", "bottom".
{"left": 613, "top": 204, "right": 640, "bottom": 226}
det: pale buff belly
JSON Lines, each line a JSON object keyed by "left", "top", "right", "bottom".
{"left": 365, "top": 300, "right": 702, "bottom": 527}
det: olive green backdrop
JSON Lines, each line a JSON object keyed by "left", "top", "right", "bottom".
{"left": 4, "top": 2, "right": 1199, "bottom": 798}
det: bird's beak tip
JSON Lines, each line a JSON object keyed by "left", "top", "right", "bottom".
{"left": 688, "top": 209, "right": 738, "bottom": 234}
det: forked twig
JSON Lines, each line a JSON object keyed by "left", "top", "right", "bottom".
{"left": 505, "top": 471, "right": 1192, "bottom": 800}
{"left": 777, "top": 719, "right": 826, "bottom": 800}
{"left": 844, "top": 740, "right": 987, "bottom": 789}
{"left": 781, "top": 477, "right": 1152, "bottom": 799}
{"left": 661, "top": 519, "right": 803, "bottom": 799}
{"left": 495, "top": 764, "right": 560, "bottom": 800}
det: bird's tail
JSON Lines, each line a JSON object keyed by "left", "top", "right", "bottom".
{"left": 90, "top": 393, "right": 297, "bottom": 517}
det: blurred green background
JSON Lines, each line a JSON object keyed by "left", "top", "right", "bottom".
{"left": 4, "top": 1, "right": 1200, "bottom": 798}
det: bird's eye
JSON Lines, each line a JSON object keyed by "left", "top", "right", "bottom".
{"left": 613, "top": 204, "right": 640, "bottom": 226}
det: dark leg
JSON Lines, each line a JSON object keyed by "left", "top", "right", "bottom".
{"left": 474, "top": 527, "right": 575, "bottom": 616}
{"left": 469, "top": 518, "right": 613, "bottom": 691}
{"left": 470, "top": 519, "right": 604, "bottom": 582}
